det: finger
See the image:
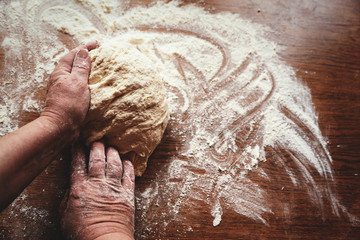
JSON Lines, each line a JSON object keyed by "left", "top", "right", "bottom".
{"left": 56, "top": 40, "right": 98, "bottom": 74}
{"left": 84, "top": 40, "right": 99, "bottom": 51}
{"left": 70, "top": 143, "right": 87, "bottom": 185}
{"left": 56, "top": 48, "right": 79, "bottom": 74}
{"left": 106, "top": 147, "right": 123, "bottom": 183}
{"left": 71, "top": 49, "right": 91, "bottom": 80}
{"left": 122, "top": 160, "right": 135, "bottom": 191}
{"left": 88, "top": 142, "right": 106, "bottom": 178}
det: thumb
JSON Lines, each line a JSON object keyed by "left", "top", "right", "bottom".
{"left": 71, "top": 49, "right": 91, "bottom": 80}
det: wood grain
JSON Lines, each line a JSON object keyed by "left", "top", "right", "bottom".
{"left": 0, "top": 0, "right": 360, "bottom": 239}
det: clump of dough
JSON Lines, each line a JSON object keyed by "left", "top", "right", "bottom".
{"left": 81, "top": 37, "right": 169, "bottom": 176}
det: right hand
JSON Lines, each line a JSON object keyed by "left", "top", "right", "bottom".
{"left": 60, "top": 142, "right": 135, "bottom": 240}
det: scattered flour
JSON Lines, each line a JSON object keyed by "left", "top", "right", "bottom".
{"left": 211, "top": 199, "right": 223, "bottom": 227}
{"left": 0, "top": 0, "right": 354, "bottom": 238}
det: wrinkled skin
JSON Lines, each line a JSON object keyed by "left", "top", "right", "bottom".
{"left": 60, "top": 142, "right": 135, "bottom": 240}
{"left": 0, "top": 41, "right": 100, "bottom": 211}
{"left": 41, "top": 41, "right": 98, "bottom": 137}
{"left": 0, "top": 40, "right": 136, "bottom": 239}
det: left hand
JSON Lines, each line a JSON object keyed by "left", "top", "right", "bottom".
{"left": 41, "top": 41, "right": 98, "bottom": 135}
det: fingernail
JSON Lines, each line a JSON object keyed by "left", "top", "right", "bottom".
{"left": 76, "top": 49, "right": 88, "bottom": 59}
{"left": 89, "top": 39, "right": 99, "bottom": 47}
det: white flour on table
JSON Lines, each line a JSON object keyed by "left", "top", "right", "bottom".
{"left": 0, "top": 0, "right": 355, "bottom": 238}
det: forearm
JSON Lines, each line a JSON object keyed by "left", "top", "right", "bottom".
{"left": 0, "top": 116, "right": 76, "bottom": 211}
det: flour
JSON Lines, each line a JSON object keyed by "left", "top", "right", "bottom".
{"left": 0, "top": 0, "right": 353, "bottom": 238}
{"left": 211, "top": 199, "right": 223, "bottom": 227}
{"left": 41, "top": 6, "right": 102, "bottom": 42}
{"left": 0, "top": 0, "right": 67, "bottom": 136}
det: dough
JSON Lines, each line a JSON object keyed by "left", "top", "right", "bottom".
{"left": 81, "top": 38, "right": 169, "bottom": 176}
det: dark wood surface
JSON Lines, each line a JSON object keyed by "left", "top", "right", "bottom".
{"left": 1, "top": 0, "right": 360, "bottom": 239}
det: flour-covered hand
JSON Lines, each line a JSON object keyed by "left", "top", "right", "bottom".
{"left": 60, "top": 142, "right": 135, "bottom": 240}
{"left": 41, "top": 41, "right": 98, "bottom": 137}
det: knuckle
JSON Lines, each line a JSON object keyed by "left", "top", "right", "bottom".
{"left": 70, "top": 187, "right": 83, "bottom": 199}
{"left": 91, "top": 156, "right": 105, "bottom": 163}
{"left": 49, "top": 71, "right": 57, "bottom": 80}
{"left": 109, "top": 160, "right": 123, "bottom": 168}
{"left": 73, "top": 64, "right": 90, "bottom": 71}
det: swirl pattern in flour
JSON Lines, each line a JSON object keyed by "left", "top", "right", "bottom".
{"left": 39, "top": 0, "right": 353, "bottom": 229}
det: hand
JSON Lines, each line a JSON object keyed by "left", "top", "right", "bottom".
{"left": 41, "top": 41, "right": 99, "bottom": 137}
{"left": 60, "top": 142, "right": 135, "bottom": 240}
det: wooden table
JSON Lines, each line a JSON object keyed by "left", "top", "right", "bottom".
{"left": 1, "top": 0, "right": 359, "bottom": 239}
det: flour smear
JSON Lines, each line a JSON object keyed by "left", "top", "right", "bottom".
{"left": 0, "top": 0, "right": 356, "bottom": 238}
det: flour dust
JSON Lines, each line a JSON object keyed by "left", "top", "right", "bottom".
{"left": 0, "top": 0, "right": 355, "bottom": 238}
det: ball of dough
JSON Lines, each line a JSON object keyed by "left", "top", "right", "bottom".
{"left": 81, "top": 38, "right": 169, "bottom": 176}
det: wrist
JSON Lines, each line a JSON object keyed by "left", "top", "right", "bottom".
{"left": 76, "top": 223, "right": 134, "bottom": 240}
{"left": 38, "top": 113, "right": 79, "bottom": 142}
